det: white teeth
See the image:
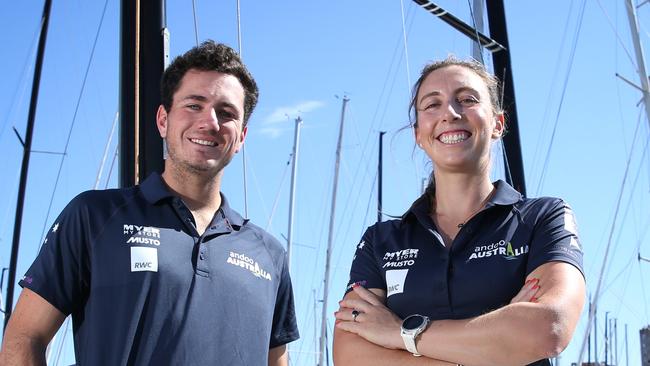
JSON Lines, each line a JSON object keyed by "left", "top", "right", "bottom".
{"left": 191, "top": 138, "right": 217, "bottom": 147}
{"left": 439, "top": 132, "right": 469, "bottom": 144}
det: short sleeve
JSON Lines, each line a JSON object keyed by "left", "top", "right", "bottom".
{"left": 269, "top": 253, "right": 299, "bottom": 348}
{"left": 344, "top": 226, "right": 385, "bottom": 295}
{"left": 526, "top": 198, "right": 584, "bottom": 277}
{"left": 19, "top": 193, "right": 91, "bottom": 315}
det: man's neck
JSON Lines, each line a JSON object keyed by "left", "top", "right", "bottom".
{"left": 161, "top": 167, "right": 222, "bottom": 213}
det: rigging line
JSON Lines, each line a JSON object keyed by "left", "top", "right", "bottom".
{"left": 53, "top": 318, "right": 70, "bottom": 366}
{"left": 37, "top": 0, "right": 110, "bottom": 249}
{"left": 529, "top": 0, "right": 576, "bottom": 190}
{"left": 603, "top": 119, "right": 650, "bottom": 289}
{"left": 594, "top": 0, "right": 637, "bottom": 68}
{"left": 105, "top": 145, "right": 119, "bottom": 189}
{"left": 330, "top": 110, "right": 380, "bottom": 250}
{"left": 535, "top": 0, "right": 587, "bottom": 196}
{"left": 399, "top": 0, "right": 412, "bottom": 88}
{"left": 236, "top": 0, "right": 243, "bottom": 56}
{"left": 191, "top": 0, "right": 199, "bottom": 46}
{"left": 265, "top": 156, "right": 292, "bottom": 231}
{"left": 95, "top": 112, "right": 119, "bottom": 190}
{"left": 0, "top": 19, "right": 42, "bottom": 143}
{"left": 369, "top": 5, "right": 415, "bottom": 134}
{"left": 235, "top": 0, "right": 249, "bottom": 218}
{"left": 298, "top": 169, "right": 334, "bottom": 327}
{"left": 466, "top": 0, "right": 485, "bottom": 65}
{"left": 577, "top": 91, "right": 644, "bottom": 364}
{"left": 640, "top": 255, "right": 650, "bottom": 323}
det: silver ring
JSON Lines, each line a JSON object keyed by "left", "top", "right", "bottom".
{"left": 351, "top": 310, "right": 360, "bottom": 322}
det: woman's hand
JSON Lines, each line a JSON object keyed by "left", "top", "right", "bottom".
{"left": 510, "top": 277, "right": 540, "bottom": 304}
{"left": 335, "top": 285, "right": 404, "bottom": 350}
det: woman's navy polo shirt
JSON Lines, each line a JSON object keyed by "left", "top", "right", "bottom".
{"left": 346, "top": 180, "right": 583, "bottom": 365}
{"left": 20, "top": 173, "right": 299, "bottom": 365}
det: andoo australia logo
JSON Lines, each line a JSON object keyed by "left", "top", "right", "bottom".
{"left": 124, "top": 224, "right": 161, "bottom": 246}
{"left": 467, "top": 240, "right": 529, "bottom": 262}
{"left": 226, "top": 251, "right": 272, "bottom": 281}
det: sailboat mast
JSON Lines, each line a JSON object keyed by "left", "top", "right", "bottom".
{"left": 318, "top": 96, "right": 349, "bottom": 366}
{"left": 577, "top": 2, "right": 650, "bottom": 363}
{"left": 4, "top": 0, "right": 53, "bottom": 331}
{"left": 378, "top": 131, "right": 385, "bottom": 223}
{"left": 625, "top": 0, "right": 650, "bottom": 127}
{"left": 470, "top": 0, "right": 484, "bottom": 61}
{"left": 119, "top": 0, "right": 167, "bottom": 187}
{"left": 287, "top": 116, "right": 303, "bottom": 269}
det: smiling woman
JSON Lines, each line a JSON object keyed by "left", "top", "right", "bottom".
{"left": 332, "top": 57, "right": 586, "bottom": 366}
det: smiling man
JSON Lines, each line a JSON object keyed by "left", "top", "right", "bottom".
{"left": 0, "top": 41, "right": 299, "bottom": 366}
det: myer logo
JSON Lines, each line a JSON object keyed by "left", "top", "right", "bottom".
{"left": 382, "top": 249, "right": 419, "bottom": 269}
{"left": 226, "top": 251, "right": 272, "bottom": 281}
{"left": 124, "top": 224, "right": 161, "bottom": 246}
{"left": 123, "top": 224, "right": 161, "bottom": 237}
{"left": 466, "top": 240, "right": 529, "bottom": 262}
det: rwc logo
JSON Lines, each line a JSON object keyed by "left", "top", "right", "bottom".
{"left": 130, "top": 247, "right": 158, "bottom": 272}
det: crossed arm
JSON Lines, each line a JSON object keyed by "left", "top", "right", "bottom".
{"left": 0, "top": 289, "right": 290, "bottom": 366}
{"left": 333, "top": 261, "right": 585, "bottom": 366}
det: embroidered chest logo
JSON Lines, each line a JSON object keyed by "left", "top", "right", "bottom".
{"left": 123, "top": 224, "right": 161, "bottom": 246}
{"left": 226, "top": 251, "right": 272, "bottom": 281}
{"left": 466, "top": 239, "right": 529, "bottom": 262}
{"left": 382, "top": 249, "right": 419, "bottom": 268}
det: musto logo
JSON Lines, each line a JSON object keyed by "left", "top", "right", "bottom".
{"left": 466, "top": 240, "right": 529, "bottom": 262}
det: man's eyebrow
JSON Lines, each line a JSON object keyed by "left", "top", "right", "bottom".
{"left": 180, "top": 94, "right": 208, "bottom": 102}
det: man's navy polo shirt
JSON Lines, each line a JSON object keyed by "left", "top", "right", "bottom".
{"left": 346, "top": 180, "right": 583, "bottom": 366}
{"left": 21, "top": 173, "right": 299, "bottom": 365}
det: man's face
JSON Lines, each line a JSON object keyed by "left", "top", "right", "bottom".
{"left": 156, "top": 69, "right": 247, "bottom": 177}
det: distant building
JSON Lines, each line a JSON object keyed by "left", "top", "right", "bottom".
{"left": 642, "top": 325, "right": 650, "bottom": 365}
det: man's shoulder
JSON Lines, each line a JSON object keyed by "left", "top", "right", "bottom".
{"left": 71, "top": 186, "right": 140, "bottom": 208}
{"left": 240, "top": 221, "right": 285, "bottom": 252}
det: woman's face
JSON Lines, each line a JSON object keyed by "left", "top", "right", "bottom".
{"left": 414, "top": 65, "right": 503, "bottom": 174}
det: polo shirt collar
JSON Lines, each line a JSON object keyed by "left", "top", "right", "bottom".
{"left": 402, "top": 179, "right": 522, "bottom": 224}
{"left": 140, "top": 173, "right": 175, "bottom": 204}
{"left": 486, "top": 180, "right": 522, "bottom": 207}
{"left": 139, "top": 173, "right": 247, "bottom": 228}
{"left": 218, "top": 194, "right": 246, "bottom": 228}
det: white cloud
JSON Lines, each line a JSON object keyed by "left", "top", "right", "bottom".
{"left": 259, "top": 127, "right": 283, "bottom": 139}
{"left": 264, "top": 100, "right": 325, "bottom": 124}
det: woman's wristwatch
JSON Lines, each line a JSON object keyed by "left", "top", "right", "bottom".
{"left": 400, "top": 314, "right": 430, "bottom": 356}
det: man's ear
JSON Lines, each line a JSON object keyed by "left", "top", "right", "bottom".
{"left": 156, "top": 105, "right": 168, "bottom": 138}
{"left": 235, "top": 126, "right": 248, "bottom": 153}
{"left": 492, "top": 113, "right": 505, "bottom": 139}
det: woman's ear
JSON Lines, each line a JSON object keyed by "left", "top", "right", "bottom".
{"left": 492, "top": 113, "right": 505, "bottom": 139}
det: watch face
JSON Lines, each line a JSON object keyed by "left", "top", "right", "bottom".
{"left": 403, "top": 315, "right": 426, "bottom": 331}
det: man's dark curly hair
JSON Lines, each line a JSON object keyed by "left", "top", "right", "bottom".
{"left": 161, "top": 40, "right": 259, "bottom": 127}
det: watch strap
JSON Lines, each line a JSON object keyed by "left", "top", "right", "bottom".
{"left": 401, "top": 332, "right": 421, "bottom": 356}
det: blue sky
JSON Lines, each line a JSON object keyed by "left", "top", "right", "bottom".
{"left": 1, "top": 1, "right": 649, "bottom": 365}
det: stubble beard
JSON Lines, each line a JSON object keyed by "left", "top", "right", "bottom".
{"left": 165, "top": 140, "right": 234, "bottom": 181}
